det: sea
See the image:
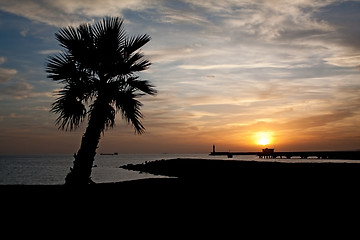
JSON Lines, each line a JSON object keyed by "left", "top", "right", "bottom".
{"left": 1, "top": 153, "right": 360, "bottom": 185}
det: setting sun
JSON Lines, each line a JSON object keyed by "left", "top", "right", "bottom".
{"left": 255, "top": 132, "right": 273, "bottom": 146}
{"left": 258, "top": 138, "right": 270, "bottom": 145}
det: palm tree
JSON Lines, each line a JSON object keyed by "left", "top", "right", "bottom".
{"left": 46, "top": 17, "right": 157, "bottom": 185}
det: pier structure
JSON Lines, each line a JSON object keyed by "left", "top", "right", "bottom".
{"left": 209, "top": 146, "right": 360, "bottom": 160}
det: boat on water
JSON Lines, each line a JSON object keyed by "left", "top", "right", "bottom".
{"left": 100, "top": 152, "right": 118, "bottom": 156}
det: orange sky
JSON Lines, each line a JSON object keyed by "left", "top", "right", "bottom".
{"left": 0, "top": 0, "right": 359, "bottom": 154}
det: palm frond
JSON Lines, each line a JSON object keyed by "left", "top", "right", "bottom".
{"left": 55, "top": 26, "right": 81, "bottom": 51}
{"left": 55, "top": 23, "right": 96, "bottom": 70}
{"left": 92, "top": 17, "right": 127, "bottom": 80}
{"left": 115, "top": 90, "right": 145, "bottom": 134}
{"left": 124, "top": 34, "right": 151, "bottom": 56}
{"left": 46, "top": 53, "right": 80, "bottom": 83}
{"left": 122, "top": 35, "right": 151, "bottom": 75}
{"left": 126, "top": 76, "right": 157, "bottom": 95}
{"left": 93, "top": 17, "right": 126, "bottom": 50}
{"left": 103, "top": 104, "right": 116, "bottom": 129}
{"left": 51, "top": 88, "right": 87, "bottom": 131}
{"left": 129, "top": 59, "right": 151, "bottom": 72}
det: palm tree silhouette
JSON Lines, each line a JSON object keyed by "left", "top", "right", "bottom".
{"left": 46, "top": 17, "right": 157, "bottom": 185}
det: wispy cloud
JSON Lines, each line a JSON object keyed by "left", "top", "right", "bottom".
{"left": 157, "top": 7, "right": 209, "bottom": 24}
{"left": 324, "top": 55, "right": 360, "bottom": 68}
{"left": 0, "top": 57, "right": 17, "bottom": 83}
{"left": 37, "top": 49, "right": 60, "bottom": 55}
{"left": 178, "top": 62, "right": 290, "bottom": 70}
{"left": 0, "top": 67, "right": 17, "bottom": 83}
{"left": 0, "top": 0, "right": 153, "bottom": 27}
{"left": 0, "top": 81, "right": 33, "bottom": 99}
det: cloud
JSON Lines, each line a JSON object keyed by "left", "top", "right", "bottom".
{"left": 0, "top": 67, "right": 17, "bottom": 83}
{"left": 37, "top": 49, "right": 60, "bottom": 55}
{"left": 178, "top": 63, "right": 289, "bottom": 70}
{"left": 0, "top": 57, "right": 17, "bottom": 83}
{"left": 283, "top": 110, "right": 355, "bottom": 130}
{"left": 145, "top": 47, "right": 204, "bottom": 64}
{"left": 157, "top": 8, "right": 209, "bottom": 24}
{"left": 0, "top": 0, "right": 337, "bottom": 34}
{"left": 186, "top": 0, "right": 335, "bottom": 40}
{"left": 0, "top": 0, "right": 154, "bottom": 27}
{"left": 324, "top": 55, "right": 360, "bottom": 68}
{"left": 0, "top": 82, "right": 34, "bottom": 99}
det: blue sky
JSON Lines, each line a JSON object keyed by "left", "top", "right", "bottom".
{"left": 0, "top": 0, "right": 359, "bottom": 154}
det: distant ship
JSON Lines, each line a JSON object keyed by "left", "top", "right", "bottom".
{"left": 100, "top": 152, "right": 118, "bottom": 156}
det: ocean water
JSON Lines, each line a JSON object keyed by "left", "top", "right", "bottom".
{"left": 0, "top": 153, "right": 359, "bottom": 185}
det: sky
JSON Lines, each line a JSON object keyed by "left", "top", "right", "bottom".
{"left": 0, "top": 0, "right": 359, "bottom": 154}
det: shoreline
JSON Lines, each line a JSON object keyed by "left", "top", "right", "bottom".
{"left": 2, "top": 157, "right": 360, "bottom": 190}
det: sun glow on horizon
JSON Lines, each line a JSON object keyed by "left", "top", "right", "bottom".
{"left": 254, "top": 132, "right": 273, "bottom": 146}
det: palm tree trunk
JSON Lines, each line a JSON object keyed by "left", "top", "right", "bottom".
{"left": 64, "top": 106, "right": 104, "bottom": 185}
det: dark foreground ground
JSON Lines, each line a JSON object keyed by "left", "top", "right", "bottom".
{"left": 2, "top": 158, "right": 360, "bottom": 201}
{"left": 2, "top": 158, "right": 360, "bottom": 234}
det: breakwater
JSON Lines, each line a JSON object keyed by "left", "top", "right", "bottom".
{"left": 210, "top": 150, "right": 360, "bottom": 160}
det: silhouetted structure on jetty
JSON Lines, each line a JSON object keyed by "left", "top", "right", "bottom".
{"left": 210, "top": 146, "right": 360, "bottom": 160}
